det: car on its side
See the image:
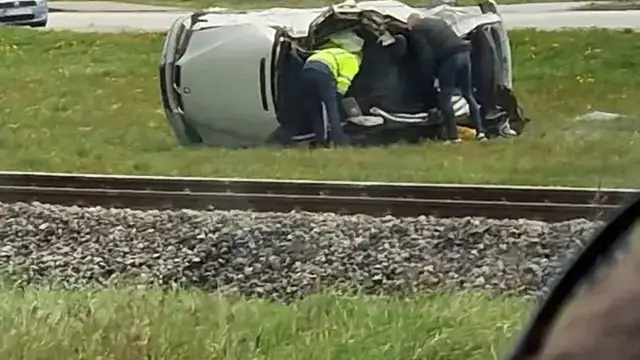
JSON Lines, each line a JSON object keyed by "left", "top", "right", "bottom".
{"left": 159, "top": 0, "right": 530, "bottom": 148}
{"left": 0, "top": 0, "right": 48, "bottom": 27}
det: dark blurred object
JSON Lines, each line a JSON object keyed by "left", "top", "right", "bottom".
{"left": 506, "top": 192, "right": 640, "bottom": 360}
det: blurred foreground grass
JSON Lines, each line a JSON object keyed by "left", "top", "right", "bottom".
{"left": 0, "top": 28, "right": 639, "bottom": 186}
{"left": 0, "top": 289, "right": 529, "bottom": 360}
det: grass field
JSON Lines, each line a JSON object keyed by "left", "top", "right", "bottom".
{"left": 49, "top": 0, "right": 595, "bottom": 10}
{"left": 0, "top": 289, "right": 530, "bottom": 360}
{"left": 1, "top": 28, "right": 639, "bottom": 186}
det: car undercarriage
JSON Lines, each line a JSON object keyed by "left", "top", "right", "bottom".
{"left": 159, "top": 0, "right": 531, "bottom": 148}
{"left": 270, "top": 1, "right": 530, "bottom": 146}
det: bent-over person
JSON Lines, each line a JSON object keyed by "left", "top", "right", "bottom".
{"left": 406, "top": 13, "right": 487, "bottom": 143}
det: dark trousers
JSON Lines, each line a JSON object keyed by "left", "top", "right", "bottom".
{"left": 437, "top": 51, "right": 485, "bottom": 139}
{"left": 300, "top": 62, "right": 349, "bottom": 146}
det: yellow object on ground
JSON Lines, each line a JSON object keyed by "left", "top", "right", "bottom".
{"left": 457, "top": 126, "right": 477, "bottom": 140}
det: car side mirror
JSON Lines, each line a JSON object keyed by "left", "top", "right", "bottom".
{"left": 479, "top": 0, "right": 498, "bottom": 14}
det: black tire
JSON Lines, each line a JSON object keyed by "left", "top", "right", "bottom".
{"left": 30, "top": 20, "right": 47, "bottom": 28}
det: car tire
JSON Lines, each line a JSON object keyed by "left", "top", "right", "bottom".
{"left": 30, "top": 20, "right": 47, "bottom": 28}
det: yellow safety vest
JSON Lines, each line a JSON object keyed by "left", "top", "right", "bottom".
{"left": 306, "top": 47, "right": 361, "bottom": 95}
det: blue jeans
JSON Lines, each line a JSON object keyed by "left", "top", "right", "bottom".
{"left": 300, "top": 61, "right": 349, "bottom": 146}
{"left": 437, "top": 51, "right": 485, "bottom": 139}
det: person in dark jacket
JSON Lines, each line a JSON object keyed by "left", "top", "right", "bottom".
{"left": 407, "top": 13, "right": 487, "bottom": 142}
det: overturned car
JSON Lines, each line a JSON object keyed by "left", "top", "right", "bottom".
{"left": 159, "top": 0, "right": 530, "bottom": 148}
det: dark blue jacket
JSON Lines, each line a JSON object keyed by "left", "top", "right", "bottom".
{"left": 408, "top": 17, "right": 472, "bottom": 80}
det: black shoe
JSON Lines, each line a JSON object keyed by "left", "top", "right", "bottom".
{"left": 309, "top": 140, "right": 330, "bottom": 149}
{"left": 331, "top": 134, "right": 352, "bottom": 147}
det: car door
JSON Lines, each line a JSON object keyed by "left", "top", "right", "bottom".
{"left": 174, "top": 22, "right": 279, "bottom": 147}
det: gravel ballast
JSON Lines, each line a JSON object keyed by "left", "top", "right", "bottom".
{"left": 0, "top": 202, "right": 601, "bottom": 300}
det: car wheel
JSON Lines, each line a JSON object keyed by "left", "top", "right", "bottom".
{"left": 30, "top": 20, "right": 47, "bottom": 28}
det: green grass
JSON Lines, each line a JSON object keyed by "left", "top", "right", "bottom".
{"left": 49, "top": 0, "right": 594, "bottom": 11}
{"left": 0, "top": 289, "right": 530, "bottom": 360}
{"left": 1, "top": 28, "right": 639, "bottom": 186}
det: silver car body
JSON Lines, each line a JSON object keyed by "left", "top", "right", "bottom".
{"left": 0, "top": 0, "right": 48, "bottom": 27}
{"left": 159, "top": 0, "right": 512, "bottom": 147}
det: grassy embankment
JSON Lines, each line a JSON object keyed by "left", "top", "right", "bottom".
{"left": 1, "top": 28, "right": 638, "bottom": 186}
{"left": 0, "top": 289, "right": 530, "bottom": 360}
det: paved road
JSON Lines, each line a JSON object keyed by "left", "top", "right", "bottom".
{"left": 44, "top": 1, "right": 640, "bottom": 31}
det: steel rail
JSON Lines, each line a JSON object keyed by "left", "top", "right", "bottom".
{"left": 0, "top": 171, "right": 635, "bottom": 221}
{"left": 0, "top": 171, "right": 635, "bottom": 205}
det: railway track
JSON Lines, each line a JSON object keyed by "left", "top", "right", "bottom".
{"left": 0, "top": 171, "right": 636, "bottom": 222}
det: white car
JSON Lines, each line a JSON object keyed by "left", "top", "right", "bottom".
{"left": 159, "top": 0, "right": 530, "bottom": 148}
{"left": 0, "top": 0, "right": 48, "bottom": 27}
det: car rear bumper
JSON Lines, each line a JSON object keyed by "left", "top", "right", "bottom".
{"left": 0, "top": 3, "right": 48, "bottom": 26}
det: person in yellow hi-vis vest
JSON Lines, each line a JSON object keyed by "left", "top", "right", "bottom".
{"left": 300, "top": 40, "right": 362, "bottom": 147}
